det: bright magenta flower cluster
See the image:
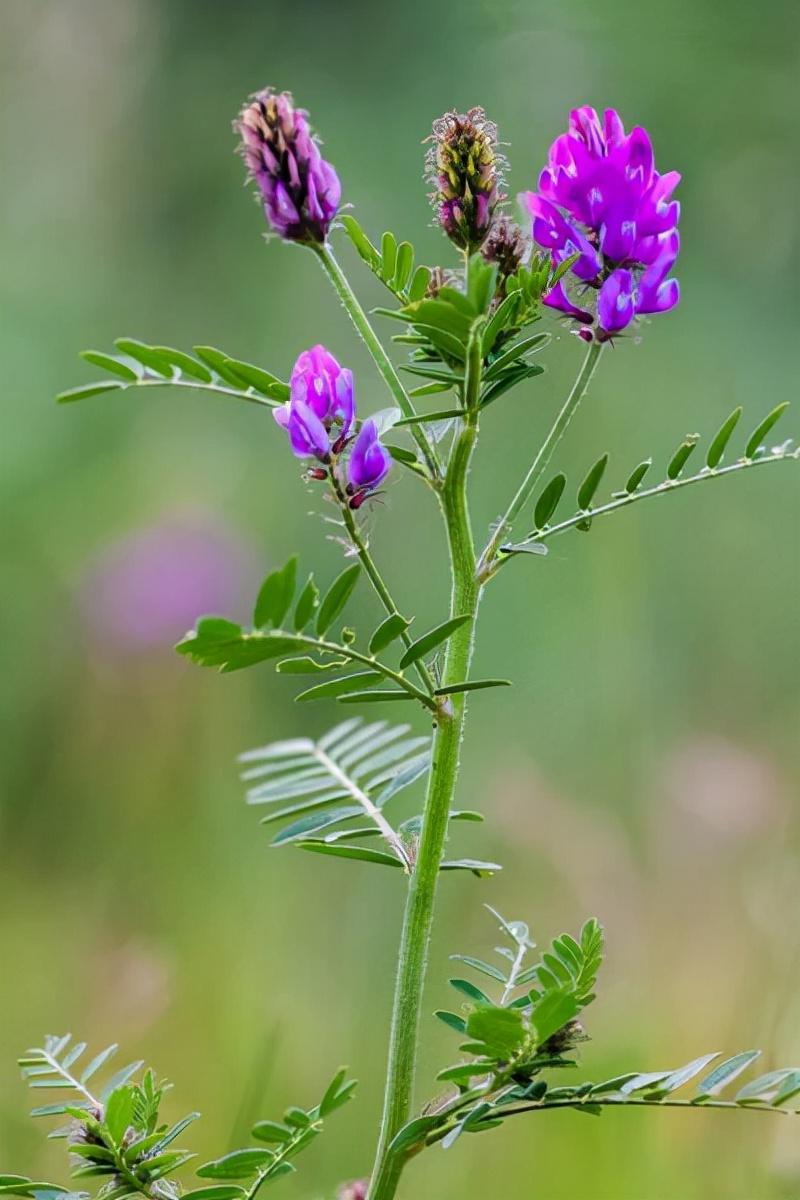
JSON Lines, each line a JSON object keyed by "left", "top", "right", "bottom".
{"left": 524, "top": 106, "right": 680, "bottom": 340}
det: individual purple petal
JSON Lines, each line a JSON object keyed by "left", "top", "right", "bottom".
{"left": 636, "top": 276, "right": 680, "bottom": 315}
{"left": 600, "top": 207, "right": 638, "bottom": 262}
{"left": 597, "top": 269, "right": 636, "bottom": 334}
{"left": 543, "top": 281, "right": 593, "bottom": 324}
{"left": 273, "top": 402, "right": 291, "bottom": 429}
{"left": 287, "top": 401, "right": 331, "bottom": 461}
{"left": 569, "top": 106, "right": 605, "bottom": 156}
{"left": 347, "top": 420, "right": 391, "bottom": 491}
{"left": 524, "top": 193, "right": 601, "bottom": 281}
{"left": 603, "top": 108, "right": 626, "bottom": 148}
{"left": 333, "top": 368, "right": 355, "bottom": 437}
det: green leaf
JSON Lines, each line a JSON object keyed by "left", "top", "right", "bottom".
{"left": 530, "top": 988, "right": 579, "bottom": 1045}
{"left": 706, "top": 407, "right": 743, "bottom": 468}
{"left": 151, "top": 346, "right": 213, "bottom": 381}
{"left": 80, "top": 1044, "right": 118, "bottom": 1084}
{"left": 318, "top": 1068, "right": 357, "bottom": 1117}
{"left": 369, "top": 613, "right": 411, "bottom": 655}
{"left": 293, "top": 575, "right": 319, "bottom": 631}
{"left": 466, "top": 1005, "right": 526, "bottom": 1057}
{"left": 649, "top": 1053, "right": 721, "bottom": 1096}
{"left": 534, "top": 474, "right": 567, "bottom": 529}
{"left": 57, "top": 381, "right": 126, "bottom": 404}
{"left": 79, "top": 351, "right": 138, "bottom": 381}
{"left": 182, "top": 1188, "right": 246, "bottom": 1200}
{"left": 316, "top": 564, "right": 361, "bottom": 636}
{"left": 440, "top": 859, "right": 502, "bottom": 876}
{"left": 408, "top": 266, "right": 431, "bottom": 302}
{"left": 435, "top": 1010, "right": 468, "bottom": 1034}
{"left": 295, "top": 672, "right": 382, "bottom": 702}
{"left": 393, "top": 241, "right": 414, "bottom": 291}
{"left": 746, "top": 402, "right": 790, "bottom": 458}
{"left": 483, "top": 333, "right": 549, "bottom": 382}
{"left": 450, "top": 955, "right": 506, "bottom": 983}
{"left": 296, "top": 841, "right": 405, "bottom": 867}
{"left": 114, "top": 338, "right": 172, "bottom": 376}
{"left": 251, "top": 1120, "right": 293, "bottom": 1143}
{"left": 394, "top": 409, "right": 464, "bottom": 427}
{"left": 696, "top": 1051, "right": 761, "bottom": 1098}
{"left": 667, "top": 434, "right": 699, "bottom": 480}
{"left": 381, "top": 231, "right": 397, "bottom": 281}
{"left": 399, "top": 615, "right": 470, "bottom": 669}
{"left": 104, "top": 1086, "right": 135, "bottom": 1146}
{"left": 433, "top": 679, "right": 510, "bottom": 696}
{"left": 193, "top": 346, "right": 252, "bottom": 388}
{"left": 624, "top": 459, "right": 652, "bottom": 493}
{"left": 336, "top": 689, "right": 414, "bottom": 704}
{"left": 736, "top": 1069, "right": 797, "bottom": 1104}
{"left": 254, "top": 558, "right": 297, "bottom": 629}
{"left": 340, "top": 215, "right": 381, "bottom": 270}
{"left": 577, "top": 454, "right": 609, "bottom": 510}
{"left": 222, "top": 357, "right": 289, "bottom": 400}
{"left": 197, "top": 1150, "right": 273, "bottom": 1180}
{"left": 449, "top": 977, "right": 492, "bottom": 1004}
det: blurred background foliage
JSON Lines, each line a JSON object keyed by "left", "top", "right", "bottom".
{"left": 1, "top": 1, "right": 799, "bottom": 1196}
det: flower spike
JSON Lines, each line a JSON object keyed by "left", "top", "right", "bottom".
{"left": 236, "top": 88, "right": 341, "bottom": 244}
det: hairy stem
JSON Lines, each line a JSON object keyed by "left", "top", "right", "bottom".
{"left": 313, "top": 243, "right": 441, "bottom": 479}
{"left": 478, "top": 338, "right": 604, "bottom": 580}
{"left": 368, "top": 412, "right": 480, "bottom": 1200}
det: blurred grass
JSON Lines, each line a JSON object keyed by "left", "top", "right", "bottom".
{"left": 1, "top": 1, "right": 799, "bottom": 1196}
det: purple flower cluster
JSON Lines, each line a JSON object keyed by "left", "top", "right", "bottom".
{"left": 524, "top": 106, "right": 680, "bottom": 340}
{"left": 236, "top": 89, "right": 340, "bottom": 244}
{"left": 274, "top": 346, "right": 391, "bottom": 506}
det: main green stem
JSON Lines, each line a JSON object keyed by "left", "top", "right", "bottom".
{"left": 478, "top": 338, "right": 603, "bottom": 579}
{"left": 313, "top": 243, "right": 441, "bottom": 480}
{"left": 367, "top": 413, "right": 480, "bottom": 1200}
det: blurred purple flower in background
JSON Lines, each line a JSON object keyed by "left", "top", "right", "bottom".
{"left": 82, "top": 517, "right": 255, "bottom": 653}
{"left": 235, "top": 88, "right": 340, "bottom": 243}
{"left": 524, "top": 106, "right": 680, "bottom": 340}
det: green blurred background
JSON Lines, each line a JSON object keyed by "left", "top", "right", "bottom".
{"left": 2, "top": 1, "right": 799, "bottom": 1195}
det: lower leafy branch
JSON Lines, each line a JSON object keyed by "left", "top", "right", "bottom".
{"left": 372, "top": 908, "right": 800, "bottom": 1187}
{"left": 5, "top": 1036, "right": 355, "bottom": 1200}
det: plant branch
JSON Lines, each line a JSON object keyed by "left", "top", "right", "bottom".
{"left": 478, "top": 338, "right": 604, "bottom": 580}
{"left": 313, "top": 242, "right": 441, "bottom": 480}
{"left": 328, "top": 475, "right": 435, "bottom": 695}
{"left": 502, "top": 446, "right": 800, "bottom": 555}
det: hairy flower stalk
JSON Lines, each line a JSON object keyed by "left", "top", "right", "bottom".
{"left": 524, "top": 106, "right": 680, "bottom": 340}
{"left": 427, "top": 108, "right": 503, "bottom": 252}
{"left": 236, "top": 89, "right": 341, "bottom": 243}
